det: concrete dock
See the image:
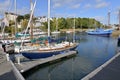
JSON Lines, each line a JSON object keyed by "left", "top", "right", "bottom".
{"left": 0, "top": 51, "right": 25, "bottom": 80}
{"left": 15, "top": 51, "right": 77, "bottom": 73}
{"left": 82, "top": 52, "right": 120, "bottom": 80}
{"left": 0, "top": 61, "right": 17, "bottom": 80}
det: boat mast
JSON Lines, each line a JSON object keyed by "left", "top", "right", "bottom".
{"left": 108, "top": 11, "right": 110, "bottom": 27}
{"left": 73, "top": 16, "right": 75, "bottom": 43}
{"left": 30, "top": 0, "right": 34, "bottom": 40}
{"left": 56, "top": 17, "right": 58, "bottom": 31}
{"left": 48, "top": 0, "right": 50, "bottom": 37}
{"left": 20, "top": 0, "right": 37, "bottom": 48}
{"left": 118, "top": 9, "right": 120, "bottom": 27}
{"left": 14, "top": 0, "right": 17, "bottom": 35}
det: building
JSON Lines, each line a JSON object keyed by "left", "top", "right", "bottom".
{"left": 4, "top": 12, "right": 18, "bottom": 21}
{"left": 35, "top": 16, "right": 53, "bottom": 27}
{"left": 0, "top": 12, "right": 19, "bottom": 27}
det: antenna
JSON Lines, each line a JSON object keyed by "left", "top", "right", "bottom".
{"left": 108, "top": 10, "right": 110, "bottom": 27}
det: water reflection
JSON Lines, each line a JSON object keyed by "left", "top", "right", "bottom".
{"left": 25, "top": 33, "right": 118, "bottom": 80}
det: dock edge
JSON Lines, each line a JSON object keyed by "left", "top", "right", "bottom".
{"left": 81, "top": 52, "right": 120, "bottom": 80}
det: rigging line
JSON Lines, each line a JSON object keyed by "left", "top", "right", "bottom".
{"left": 7, "top": 0, "right": 13, "bottom": 13}
{"left": 20, "top": 0, "right": 37, "bottom": 48}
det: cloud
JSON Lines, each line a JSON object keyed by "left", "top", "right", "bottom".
{"left": 70, "top": 4, "right": 81, "bottom": 9}
{"left": 17, "top": 7, "right": 29, "bottom": 15}
{"left": 93, "top": 16, "right": 105, "bottom": 23}
{"left": 52, "top": 0, "right": 82, "bottom": 9}
{"left": 0, "top": 0, "right": 10, "bottom": 8}
{"left": 95, "top": 0, "right": 102, "bottom": 3}
{"left": 95, "top": 2, "right": 110, "bottom": 8}
{"left": 0, "top": 0, "right": 11, "bottom": 15}
{"left": 53, "top": 3, "right": 61, "bottom": 8}
{"left": 84, "top": 4, "right": 92, "bottom": 9}
{"left": 113, "top": 8, "right": 120, "bottom": 15}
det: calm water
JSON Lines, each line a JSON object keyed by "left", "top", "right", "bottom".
{"left": 24, "top": 32, "right": 118, "bottom": 80}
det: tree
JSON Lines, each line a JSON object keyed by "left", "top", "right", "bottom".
{"left": 16, "top": 15, "right": 24, "bottom": 22}
{"left": 24, "top": 14, "right": 30, "bottom": 19}
{"left": 58, "top": 18, "right": 66, "bottom": 29}
{"left": 21, "top": 19, "right": 28, "bottom": 30}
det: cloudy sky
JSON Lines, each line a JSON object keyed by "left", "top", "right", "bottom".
{"left": 0, "top": 0, "right": 120, "bottom": 24}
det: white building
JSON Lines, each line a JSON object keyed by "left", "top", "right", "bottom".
{"left": 4, "top": 12, "right": 18, "bottom": 21}
{"left": 1, "top": 12, "right": 19, "bottom": 27}
{"left": 35, "top": 16, "right": 53, "bottom": 27}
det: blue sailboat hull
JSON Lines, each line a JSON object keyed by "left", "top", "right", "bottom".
{"left": 87, "top": 29, "right": 113, "bottom": 36}
{"left": 21, "top": 44, "right": 78, "bottom": 59}
{"left": 87, "top": 32, "right": 112, "bottom": 36}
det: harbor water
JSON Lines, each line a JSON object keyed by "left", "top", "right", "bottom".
{"left": 23, "top": 32, "right": 118, "bottom": 80}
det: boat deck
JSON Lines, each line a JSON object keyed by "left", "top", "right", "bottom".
{"left": 15, "top": 51, "right": 77, "bottom": 73}
{"left": 82, "top": 52, "right": 120, "bottom": 80}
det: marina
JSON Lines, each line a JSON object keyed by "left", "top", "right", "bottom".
{"left": 0, "top": 32, "right": 120, "bottom": 80}
{"left": 0, "top": 0, "right": 120, "bottom": 80}
{"left": 23, "top": 34, "right": 118, "bottom": 80}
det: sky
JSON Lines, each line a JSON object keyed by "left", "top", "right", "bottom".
{"left": 0, "top": 0, "right": 120, "bottom": 24}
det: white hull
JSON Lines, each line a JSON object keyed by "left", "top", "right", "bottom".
{"left": 0, "top": 39, "right": 30, "bottom": 44}
{"left": 51, "top": 31, "right": 60, "bottom": 34}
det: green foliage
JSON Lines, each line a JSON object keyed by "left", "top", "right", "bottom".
{"left": 5, "top": 14, "right": 103, "bottom": 34}
{"left": 42, "top": 17, "right": 103, "bottom": 30}
{"left": 58, "top": 18, "right": 67, "bottom": 29}
{"left": 21, "top": 19, "right": 28, "bottom": 30}
{"left": 16, "top": 15, "right": 24, "bottom": 22}
{"left": 24, "top": 14, "right": 30, "bottom": 19}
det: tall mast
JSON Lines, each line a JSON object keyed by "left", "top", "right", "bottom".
{"left": 14, "top": 0, "right": 17, "bottom": 35}
{"left": 56, "top": 17, "right": 58, "bottom": 31}
{"left": 73, "top": 17, "right": 75, "bottom": 43}
{"left": 48, "top": 0, "right": 50, "bottom": 37}
{"left": 118, "top": 9, "right": 120, "bottom": 27}
{"left": 108, "top": 11, "right": 110, "bottom": 27}
{"left": 30, "top": 0, "right": 34, "bottom": 40}
{"left": 20, "top": 0, "right": 37, "bottom": 48}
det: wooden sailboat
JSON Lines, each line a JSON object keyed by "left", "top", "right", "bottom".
{"left": 18, "top": 0, "right": 78, "bottom": 59}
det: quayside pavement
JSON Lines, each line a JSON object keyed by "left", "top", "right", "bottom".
{"left": 0, "top": 51, "right": 17, "bottom": 80}
{"left": 82, "top": 52, "right": 120, "bottom": 80}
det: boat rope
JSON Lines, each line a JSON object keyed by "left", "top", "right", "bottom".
{"left": 20, "top": 0, "right": 37, "bottom": 49}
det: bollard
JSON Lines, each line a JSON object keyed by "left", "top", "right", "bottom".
{"left": 6, "top": 54, "right": 10, "bottom": 61}
{"left": 17, "top": 57, "right": 20, "bottom": 65}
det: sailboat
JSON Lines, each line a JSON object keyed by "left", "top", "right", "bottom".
{"left": 17, "top": 0, "right": 78, "bottom": 59}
